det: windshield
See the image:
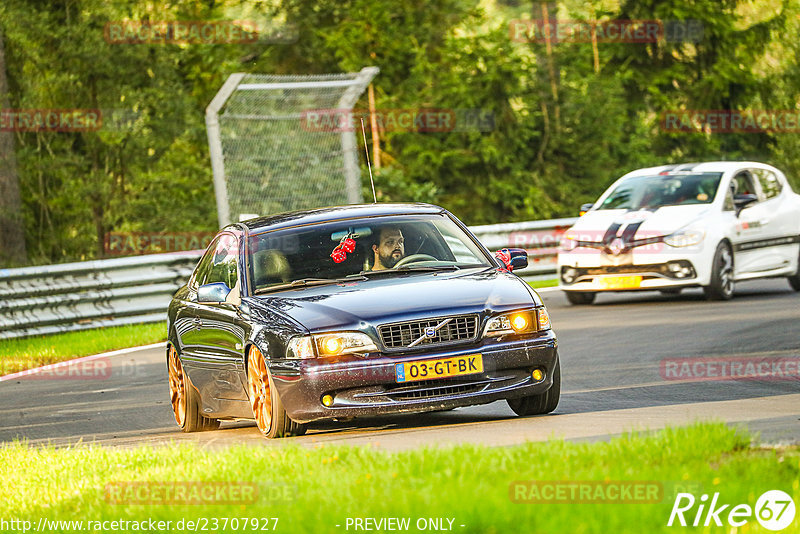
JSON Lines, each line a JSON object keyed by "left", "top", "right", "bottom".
{"left": 247, "top": 214, "right": 491, "bottom": 293}
{"left": 597, "top": 173, "right": 723, "bottom": 211}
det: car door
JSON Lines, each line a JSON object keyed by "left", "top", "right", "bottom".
{"left": 175, "top": 236, "right": 219, "bottom": 361}
{"left": 192, "top": 232, "right": 250, "bottom": 404}
{"left": 728, "top": 170, "right": 775, "bottom": 275}
{"left": 750, "top": 167, "right": 798, "bottom": 270}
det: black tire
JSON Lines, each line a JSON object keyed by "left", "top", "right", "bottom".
{"left": 184, "top": 378, "right": 221, "bottom": 432}
{"left": 168, "top": 345, "right": 220, "bottom": 432}
{"left": 507, "top": 356, "right": 561, "bottom": 416}
{"left": 788, "top": 248, "right": 800, "bottom": 291}
{"left": 247, "top": 347, "right": 306, "bottom": 439}
{"left": 565, "top": 291, "right": 596, "bottom": 305}
{"left": 659, "top": 288, "right": 682, "bottom": 295}
{"left": 703, "top": 242, "right": 735, "bottom": 301}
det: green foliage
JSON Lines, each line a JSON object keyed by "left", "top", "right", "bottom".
{"left": 0, "top": 0, "right": 797, "bottom": 265}
{"left": 3, "top": 424, "right": 797, "bottom": 533}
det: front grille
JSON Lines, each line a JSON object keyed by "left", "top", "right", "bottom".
{"left": 389, "top": 383, "right": 483, "bottom": 400}
{"left": 379, "top": 314, "right": 479, "bottom": 350}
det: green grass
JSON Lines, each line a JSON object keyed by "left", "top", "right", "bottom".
{"left": 1, "top": 424, "right": 797, "bottom": 533}
{"left": 0, "top": 323, "right": 166, "bottom": 376}
{"left": 528, "top": 278, "right": 558, "bottom": 289}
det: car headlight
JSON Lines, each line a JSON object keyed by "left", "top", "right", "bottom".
{"left": 484, "top": 308, "right": 550, "bottom": 337}
{"left": 286, "top": 332, "right": 378, "bottom": 359}
{"left": 664, "top": 229, "right": 705, "bottom": 248}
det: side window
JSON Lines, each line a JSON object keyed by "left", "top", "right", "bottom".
{"left": 191, "top": 237, "right": 220, "bottom": 288}
{"left": 732, "top": 172, "right": 758, "bottom": 197}
{"left": 754, "top": 169, "right": 783, "bottom": 200}
{"left": 204, "top": 234, "right": 239, "bottom": 289}
{"left": 723, "top": 184, "right": 735, "bottom": 211}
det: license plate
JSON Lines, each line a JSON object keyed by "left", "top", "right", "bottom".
{"left": 599, "top": 275, "right": 642, "bottom": 289}
{"left": 395, "top": 354, "right": 483, "bottom": 383}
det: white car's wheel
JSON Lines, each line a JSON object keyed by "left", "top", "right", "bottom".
{"left": 704, "top": 242, "right": 734, "bottom": 301}
{"left": 788, "top": 248, "right": 800, "bottom": 291}
{"left": 565, "top": 292, "right": 596, "bottom": 305}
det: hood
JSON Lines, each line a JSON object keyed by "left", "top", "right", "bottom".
{"left": 246, "top": 268, "right": 538, "bottom": 332}
{"left": 569, "top": 205, "right": 710, "bottom": 242}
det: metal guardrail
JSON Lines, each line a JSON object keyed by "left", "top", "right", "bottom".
{"left": 0, "top": 218, "right": 577, "bottom": 340}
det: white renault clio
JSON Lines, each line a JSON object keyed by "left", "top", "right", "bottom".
{"left": 558, "top": 162, "right": 800, "bottom": 304}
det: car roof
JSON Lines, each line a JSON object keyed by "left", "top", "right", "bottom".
{"left": 621, "top": 161, "right": 777, "bottom": 179}
{"left": 239, "top": 203, "right": 447, "bottom": 233}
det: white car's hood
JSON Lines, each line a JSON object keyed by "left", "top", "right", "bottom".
{"left": 569, "top": 205, "right": 710, "bottom": 241}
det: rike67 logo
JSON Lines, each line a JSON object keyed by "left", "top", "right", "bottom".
{"left": 668, "top": 490, "right": 796, "bottom": 531}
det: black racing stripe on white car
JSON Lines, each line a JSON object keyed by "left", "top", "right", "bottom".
{"left": 733, "top": 235, "right": 800, "bottom": 252}
{"left": 620, "top": 221, "right": 643, "bottom": 243}
{"left": 602, "top": 223, "right": 622, "bottom": 245}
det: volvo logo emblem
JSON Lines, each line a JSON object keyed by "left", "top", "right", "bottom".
{"left": 425, "top": 327, "right": 436, "bottom": 338}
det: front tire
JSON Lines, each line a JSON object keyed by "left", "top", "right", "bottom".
{"left": 565, "top": 291, "right": 596, "bottom": 305}
{"left": 507, "top": 356, "right": 561, "bottom": 416}
{"left": 703, "top": 242, "right": 735, "bottom": 301}
{"left": 659, "top": 288, "right": 682, "bottom": 295}
{"left": 247, "top": 346, "right": 306, "bottom": 438}
{"left": 788, "top": 247, "right": 800, "bottom": 291}
{"left": 168, "top": 345, "right": 220, "bottom": 432}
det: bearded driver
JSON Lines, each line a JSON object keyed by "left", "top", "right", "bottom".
{"left": 371, "top": 226, "right": 405, "bottom": 270}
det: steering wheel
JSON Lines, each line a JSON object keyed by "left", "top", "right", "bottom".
{"left": 394, "top": 254, "right": 438, "bottom": 268}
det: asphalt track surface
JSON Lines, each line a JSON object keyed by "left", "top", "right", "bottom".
{"left": 1, "top": 279, "right": 798, "bottom": 450}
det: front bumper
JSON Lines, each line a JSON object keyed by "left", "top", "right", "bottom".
{"left": 267, "top": 331, "right": 558, "bottom": 423}
{"left": 558, "top": 260, "right": 699, "bottom": 292}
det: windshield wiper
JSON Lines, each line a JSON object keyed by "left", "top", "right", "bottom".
{"left": 254, "top": 278, "right": 344, "bottom": 295}
{"left": 355, "top": 265, "right": 461, "bottom": 277}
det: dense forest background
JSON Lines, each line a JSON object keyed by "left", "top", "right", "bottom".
{"left": 1, "top": 0, "right": 799, "bottom": 266}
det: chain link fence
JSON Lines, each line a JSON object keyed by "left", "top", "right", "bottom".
{"left": 206, "top": 68, "right": 379, "bottom": 227}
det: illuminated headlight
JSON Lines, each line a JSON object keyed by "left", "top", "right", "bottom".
{"left": 484, "top": 309, "right": 549, "bottom": 337}
{"left": 286, "top": 332, "right": 378, "bottom": 359}
{"left": 664, "top": 229, "right": 705, "bottom": 248}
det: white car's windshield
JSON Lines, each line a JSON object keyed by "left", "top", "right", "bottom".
{"left": 597, "top": 173, "right": 723, "bottom": 211}
{"left": 247, "top": 214, "right": 491, "bottom": 293}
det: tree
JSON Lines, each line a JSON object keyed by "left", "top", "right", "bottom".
{"left": 0, "top": 25, "right": 27, "bottom": 265}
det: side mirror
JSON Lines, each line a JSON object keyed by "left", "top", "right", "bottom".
{"left": 733, "top": 194, "right": 758, "bottom": 215}
{"left": 197, "top": 282, "right": 232, "bottom": 303}
{"left": 579, "top": 203, "right": 594, "bottom": 216}
{"left": 494, "top": 248, "right": 528, "bottom": 271}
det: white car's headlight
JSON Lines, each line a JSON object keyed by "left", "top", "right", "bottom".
{"left": 664, "top": 229, "right": 705, "bottom": 248}
{"left": 286, "top": 332, "right": 378, "bottom": 359}
{"left": 484, "top": 308, "right": 550, "bottom": 337}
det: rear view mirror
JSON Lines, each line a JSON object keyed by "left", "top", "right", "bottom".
{"left": 197, "top": 282, "right": 231, "bottom": 303}
{"left": 494, "top": 248, "right": 528, "bottom": 271}
{"left": 579, "top": 203, "right": 593, "bottom": 216}
{"left": 733, "top": 194, "right": 758, "bottom": 215}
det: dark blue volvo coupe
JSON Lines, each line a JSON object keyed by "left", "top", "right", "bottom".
{"left": 166, "top": 204, "right": 560, "bottom": 438}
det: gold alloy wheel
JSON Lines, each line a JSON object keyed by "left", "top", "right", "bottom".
{"left": 247, "top": 347, "right": 272, "bottom": 434}
{"left": 167, "top": 345, "right": 186, "bottom": 427}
